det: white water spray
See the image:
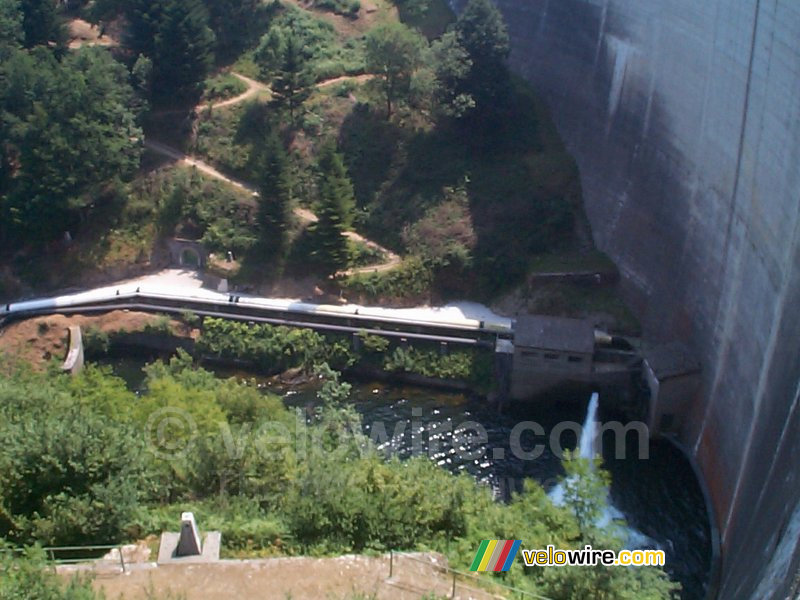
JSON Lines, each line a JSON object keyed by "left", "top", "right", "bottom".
{"left": 549, "top": 392, "right": 655, "bottom": 549}
{"left": 579, "top": 392, "right": 600, "bottom": 461}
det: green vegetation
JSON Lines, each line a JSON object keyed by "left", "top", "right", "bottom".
{"left": 382, "top": 345, "right": 492, "bottom": 390}
{"left": 0, "top": 0, "right": 624, "bottom": 320}
{"left": 365, "top": 22, "right": 425, "bottom": 118}
{"left": 19, "top": 0, "right": 66, "bottom": 51}
{"left": 341, "top": 257, "right": 432, "bottom": 302}
{"left": 451, "top": 0, "right": 510, "bottom": 125}
{"left": 204, "top": 0, "right": 271, "bottom": 60}
{"left": 203, "top": 72, "right": 248, "bottom": 102}
{"left": 338, "top": 258, "right": 428, "bottom": 301}
{"left": 312, "top": 0, "right": 362, "bottom": 19}
{"left": 255, "top": 129, "right": 294, "bottom": 269}
{"left": 0, "top": 544, "right": 101, "bottom": 600}
{"left": 0, "top": 360, "right": 678, "bottom": 598}
{"left": 197, "top": 318, "right": 357, "bottom": 372}
{"left": 196, "top": 317, "right": 487, "bottom": 386}
{"left": 312, "top": 142, "right": 356, "bottom": 274}
{"left": 123, "top": 0, "right": 216, "bottom": 105}
{"left": 254, "top": 5, "right": 365, "bottom": 83}
{"left": 395, "top": 0, "right": 453, "bottom": 40}
{"left": 347, "top": 239, "right": 386, "bottom": 268}
{"left": 138, "top": 166, "right": 258, "bottom": 256}
{"left": 0, "top": 46, "right": 142, "bottom": 245}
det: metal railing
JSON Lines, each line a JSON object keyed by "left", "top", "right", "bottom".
{"left": 43, "top": 545, "right": 129, "bottom": 573}
{"left": 387, "top": 551, "right": 552, "bottom": 600}
{"left": 2, "top": 544, "right": 130, "bottom": 573}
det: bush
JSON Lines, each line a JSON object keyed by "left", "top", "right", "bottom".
{"left": 359, "top": 332, "right": 390, "bottom": 354}
{"left": 142, "top": 315, "right": 173, "bottom": 336}
{"left": 341, "top": 257, "right": 432, "bottom": 301}
{"left": 254, "top": 6, "right": 365, "bottom": 83}
{"left": 82, "top": 326, "right": 110, "bottom": 356}
{"left": 130, "top": 166, "right": 259, "bottom": 256}
{"left": 0, "top": 373, "right": 146, "bottom": 546}
{"left": 0, "top": 545, "right": 102, "bottom": 600}
{"left": 314, "top": 0, "right": 361, "bottom": 18}
{"left": 197, "top": 317, "right": 357, "bottom": 373}
{"left": 0, "top": 361, "right": 678, "bottom": 599}
{"left": 382, "top": 345, "right": 492, "bottom": 386}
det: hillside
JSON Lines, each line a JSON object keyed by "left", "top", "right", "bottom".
{"left": 0, "top": 0, "right": 636, "bottom": 331}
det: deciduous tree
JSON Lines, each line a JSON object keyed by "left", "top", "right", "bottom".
{"left": 365, "top": 22, "right": 425, "bottom": 119}
{"left": 0, "top": 0, "right": 23, "bottom": 57}
{"left": 452, "top": 0, "right": 510, "bottom": 120}
{"left": 0, "top": 47, "right": 142, "bottom": 244}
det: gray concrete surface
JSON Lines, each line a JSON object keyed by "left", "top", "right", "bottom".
{"left": 449, "top": 0, "right": 800, "bottom": 597}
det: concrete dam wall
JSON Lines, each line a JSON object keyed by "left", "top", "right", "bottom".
{"left": 454, "top": 0, "right": 800, "bottom": 597}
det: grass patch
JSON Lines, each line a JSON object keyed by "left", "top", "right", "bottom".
{"left": 203, "top": 72, "right": 249, "bottom": 103}
{"left": 347, "top": 239, "right": 387, "bottom": 267}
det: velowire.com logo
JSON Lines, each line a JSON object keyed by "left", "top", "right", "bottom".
{"left": 469, "top": 540, "right": 522, "bottom": 572}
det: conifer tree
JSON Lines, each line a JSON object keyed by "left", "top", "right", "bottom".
{"left": 256, "top": 130, "right": 292, "bottom": 261}
{"left": 125, "top": 0, "right": 215, "bottom": 106}
{"left": 151, "top": 0, "right": 215, "bottom": 105}
{"left": 312, "top": 143, "right": 355, "bottom": 274}
{"left": 270, "top": 33, "right": 312, "bottom": 123}
{"left": 19, "top": 0, "right": 66, "bottom": 50}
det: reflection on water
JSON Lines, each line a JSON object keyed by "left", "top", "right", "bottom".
{"left": 102, "top": 357, "right": 710, "bottom": 599}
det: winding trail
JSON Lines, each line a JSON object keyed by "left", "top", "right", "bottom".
{"left": 145, "top": 72, "right": 399, "bottom": 275}
{"left": 208, "top": 73, "right": 270, "bottom": 109}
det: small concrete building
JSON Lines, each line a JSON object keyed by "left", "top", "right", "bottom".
{"left": 511, "top": 315, "right": 595, "bottom": 398}
{"left": 642, "top": 342, "right": 701, "bottom": 436}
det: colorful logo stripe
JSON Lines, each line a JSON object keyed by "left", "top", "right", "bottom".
{"left": 470, "top": 540, "right": 522, "bottom": 571}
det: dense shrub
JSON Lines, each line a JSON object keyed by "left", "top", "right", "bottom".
{"left": 341, "top": 257, "right": 433, "bottom": 301}
{"left": 0, "top": 545, "right": 102, "bottom": 600}
{"left": 197, "top": 317, "right": 357, "bottom": 372}
{"left": 254, "top": 5, "right": 365, "bottom": 83}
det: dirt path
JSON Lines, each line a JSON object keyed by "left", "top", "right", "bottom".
{"left": 145, "top": 72, "right": 400, "bottom": 274}
{"left": 144, "top": 139, "right": 259, "bottom": 195}
{"left": 209, "top": 73, "right": 270, "bottom": 109}
{"left": 316, "top": 73, "right": 374, "bottom": 89}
